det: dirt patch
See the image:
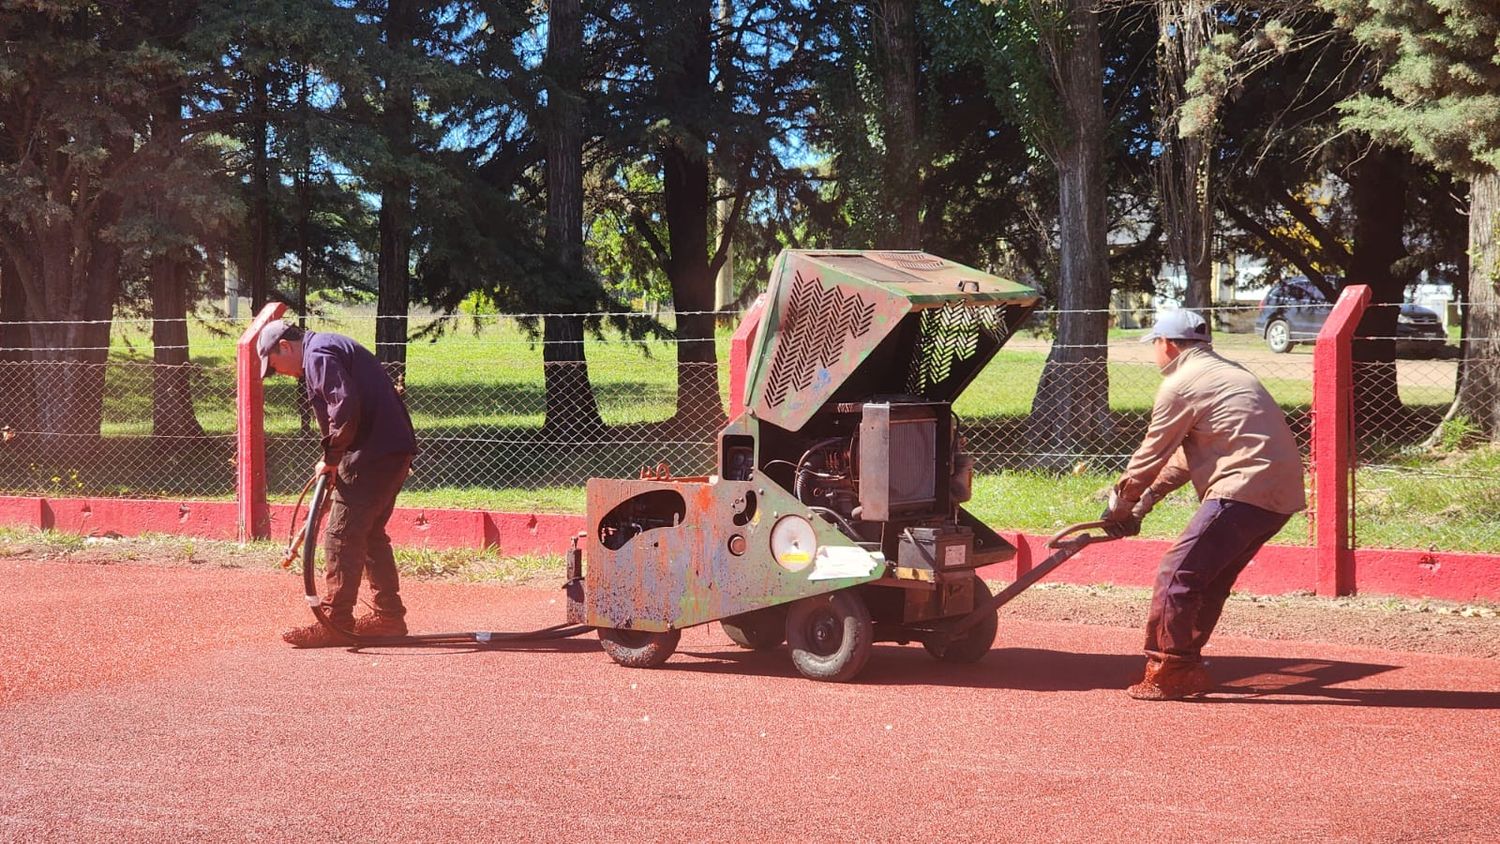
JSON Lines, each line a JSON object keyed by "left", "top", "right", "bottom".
{"left": 1001, "top": 582, "right": 1500, "bottom": 660}
{"left": 2, "top": 528, "right": 1495, "bottom": 659}
{"left": 0, "top": 527, "right": 560, "bottom": 582}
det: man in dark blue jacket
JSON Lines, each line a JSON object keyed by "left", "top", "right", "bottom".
{"left": 259, "top": 321, "right": 419, "bottom": 647}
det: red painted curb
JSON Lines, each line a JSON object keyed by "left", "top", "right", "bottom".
{"left": 2, "top": 495, "right": 1496, "bottom": 601}
{"left": 0, "top": 495, "right": 581, "bottom": 558}
{"left": 0, "top": 495, "right": 45, "bottom": 530}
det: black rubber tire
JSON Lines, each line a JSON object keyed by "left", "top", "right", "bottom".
{"left": 786, "top": 590, "right": 873, "bottom": 682}
{"left": 1265, "top": 318, "right": 1292, "bottom": 354}
{"left": 598, "top": 627, "right": 681, "bottom": 668}
{"left": 721, "top": 605, "right": 788, "bottom": 650}
{"left": 923, "top": 575, "right": 999, "bottom": 663}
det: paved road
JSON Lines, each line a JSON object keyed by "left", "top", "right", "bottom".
{"left": 1007, "top": 332, "right": 1459, "bottom": 394}
{"left": 3, "top": 559, "right": 1497, "bottom": 842}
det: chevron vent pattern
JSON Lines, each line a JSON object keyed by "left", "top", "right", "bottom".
{"left": 873, "top": 251, "right": 947, "bottom": 272}
{"left": 764, "top": 271, "right": 877, "bottom": 408}
{"left": 907, "top": 304, "right": 1011, "bottom": 393}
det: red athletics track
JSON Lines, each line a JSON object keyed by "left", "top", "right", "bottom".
{"left": 1, "top": 558, "right": 1497, "bottom": 842}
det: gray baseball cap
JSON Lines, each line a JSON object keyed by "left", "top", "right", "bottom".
{"left": 1140, "top": 309, "right": 1210, "bottom": 343}
{"left": 256, "top": 321, "right": 297, "bottom": 378}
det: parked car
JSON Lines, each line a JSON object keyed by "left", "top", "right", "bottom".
{"left": 1253, "top": 276, "right": 1448, "bottom": 356}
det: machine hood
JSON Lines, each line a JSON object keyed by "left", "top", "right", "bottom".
{"left": 742, "top": 250, "right": 1041, "bottom": 432}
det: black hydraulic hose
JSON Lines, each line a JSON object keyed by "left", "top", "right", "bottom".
{"left": 295, "top": 473, "right": 593, "bottom": 647}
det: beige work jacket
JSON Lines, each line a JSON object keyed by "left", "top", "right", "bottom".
{"left": 1116, "top": 345, "right": 1307, "bottom": 515}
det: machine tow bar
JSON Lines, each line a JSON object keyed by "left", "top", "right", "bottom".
{"left": 286, "top": 473, "right": 593, "bottom": 648}
{"left": 936, "top": 520, "right": 1118, "bottom": 640}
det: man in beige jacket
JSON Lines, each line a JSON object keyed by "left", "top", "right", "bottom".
{"left": 1102, "top": 309, "right": 1306, "bottom": 701}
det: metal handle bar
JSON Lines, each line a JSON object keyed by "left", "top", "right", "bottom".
{"left": 937, "top": 520, "right": 1121, "bottom": 639}
{"left": 1047, "top": 519, "right": 1111, "bottom": 548}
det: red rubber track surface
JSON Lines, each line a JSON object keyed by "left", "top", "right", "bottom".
{"left": 2, "top": 558, "right": 1497, "bottom": 842}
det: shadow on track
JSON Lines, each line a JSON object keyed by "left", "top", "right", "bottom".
{"left": 670, "top": 646, "right": 1500, "bottom": 709}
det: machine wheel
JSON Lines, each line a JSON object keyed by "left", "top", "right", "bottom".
{"left": 722, "top": 605, "right": 788, "bottom": 650}
{"left": 598, "top": 627, "right": 681, "bottom": 668}
{"left": 1264, "top": 318, "right": 1292, "bottom": 354}
{"left": 786, "top": 590, "right": 873, "bottom": 682}
{"left": 923, "top": 575, "right": 998, "bottom": 663}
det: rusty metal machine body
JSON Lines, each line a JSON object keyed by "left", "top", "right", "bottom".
{"left": 574, "top": 250, "right": 1040, "bottom": 681}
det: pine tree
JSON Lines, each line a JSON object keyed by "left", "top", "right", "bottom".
{"left": 1326, "top": 0, "right": 1500, "bottom": 439}
{"left": 0, "top": 1, "right": 229, "bottom": 449}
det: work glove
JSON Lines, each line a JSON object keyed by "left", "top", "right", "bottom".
{"left": 1102, "top": 487, "right": 1134, "bottom": 522}
{"left": 1100, "top": 487, "right": 1141, "bottom": 538}
{"left": 1131, "top": 487, "right": 1160, "bottom": 520}
{"left": 1100, "top": 515, "right": 1141, "bottom": 539}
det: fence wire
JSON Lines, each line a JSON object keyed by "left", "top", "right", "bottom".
{"left": 1347, "top": 303, "right": 1500, "bottom": 553}
{"left": 0, "top": 301, "right": 1494, "bottom": 554}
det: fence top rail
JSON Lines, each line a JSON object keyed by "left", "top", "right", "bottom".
{"left": 3, "top": 300, "right": 1492, "bottom": 329}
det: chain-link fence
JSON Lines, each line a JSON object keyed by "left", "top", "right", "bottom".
{"left": 260, "top": 310, "right": 725, "bottom": 503}
{"left": 1, "top": 300, "right": 1495, "bottom": 554}
{"left": 1348, "top": 302, "right": 1500, "bottom": 554}
{"left": 951, "top": 304, "right": 1315, "bottom": 541}
{"left": 0, "top": 319, "right": 240, "bottom": 499}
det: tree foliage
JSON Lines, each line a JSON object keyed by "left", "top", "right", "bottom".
{"left": 0, "top": 0, "right": 1495, "bottom": 454}
{"left": 1324, "top": 0, "right": 1500, "bottom": 439}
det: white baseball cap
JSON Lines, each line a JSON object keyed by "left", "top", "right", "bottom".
{"left": 1141, "top": 309, "right": 1210, "bottom": 343}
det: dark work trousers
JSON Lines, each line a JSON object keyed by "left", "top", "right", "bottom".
{"left": 321, "top": 452, "right": 413, "bottom": 626}
{"left": 1144, "top": 497, "right": 1292, "bottom": 662}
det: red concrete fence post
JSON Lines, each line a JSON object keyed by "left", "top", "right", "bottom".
{"left": 1311, "top": 284, "right": 1369, "bottom": 596}
{"left": 236, "top": 301, "right": 288, "bottom": 542}
{"left": 728, "top": 294, "right": 767, "bottom": 419}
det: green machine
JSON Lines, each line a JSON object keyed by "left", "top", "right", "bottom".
{"left": 567, "top": 249, "right": 1041, "bottom": 682}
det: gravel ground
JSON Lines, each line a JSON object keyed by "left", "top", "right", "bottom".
{"left": 3, "top": 529, "right": 1495, "bottom": 661}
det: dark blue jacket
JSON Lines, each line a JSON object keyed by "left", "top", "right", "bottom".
{"left": 301, "top": 331, "right": 418, "bottom": 469}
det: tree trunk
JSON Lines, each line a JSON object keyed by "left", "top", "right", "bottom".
{"left": 876, "top": 0, "right": 921, "bottom": 249}
{"left": 249, "top": 72, "right": 272, "bottom": 311}
{"left": 1029, "top": 0, "right": 1111, "bottom": 463}
{"left": 659, "top": 5, "right": 724, "bottom": 431}
{"left": 149, "top": 83, "right": 205, "bottom": 440}
{"left": 23, "top": 228, "right": 119, "bottom": 455}
{"left": 375, "top": 0, "right": 415, "bottom": 384}
{"left": 542, "top": 0, "right": 604, "bottom": 439}
{"left": 712, "top": 0, "right": 736, "bottom": 310}
{"left": 1454, "top": 169, "right": 1500, "bottom": 439}
{"left": 0, "top": 254, "right": 36, "bottom": 438}
{"left": 151, "top": 258, "right": 204, "bottom": 438}
{"left": 1156, "top": 0, "right": 1216, "bottom": 311}
{"left": 1347, "top": 145, "right": 1407, "bottom": 435}
{"left": 663, "top": 141, "right": 724, "bottom": 432}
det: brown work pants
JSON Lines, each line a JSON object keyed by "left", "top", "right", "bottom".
{"left": 321, "top": 452, "right": 412, "bottom": 626}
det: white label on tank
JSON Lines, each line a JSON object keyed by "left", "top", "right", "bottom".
{"left": 808, "top": 546, "right": 879, "bottom": 581}
{"left": 944, "top": 544, "right": 967, "bottom": 567}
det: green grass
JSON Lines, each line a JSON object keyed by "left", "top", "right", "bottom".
{"left": 0, "top": 309, "right": 1492, "bottom": 554}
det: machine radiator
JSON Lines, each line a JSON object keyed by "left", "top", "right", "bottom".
{"left": 858, "top": 402, "right": 943, "bottom": 520}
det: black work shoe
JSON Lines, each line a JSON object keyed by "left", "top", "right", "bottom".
{"left": 281, "top": 620, "right": 352, "bottom": 648}
{"left": 352, "top": 612, "right": 408, "bottom": 638}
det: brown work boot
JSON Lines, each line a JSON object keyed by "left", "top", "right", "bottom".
{"left": 280, "top": 620, "right": 352, "bottom": 648}
{"left": 352, "top": 612, "right": 408, "bottom": 638}
{"left": 1127, "top": 658, "right": 1214, "bottom": 701}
